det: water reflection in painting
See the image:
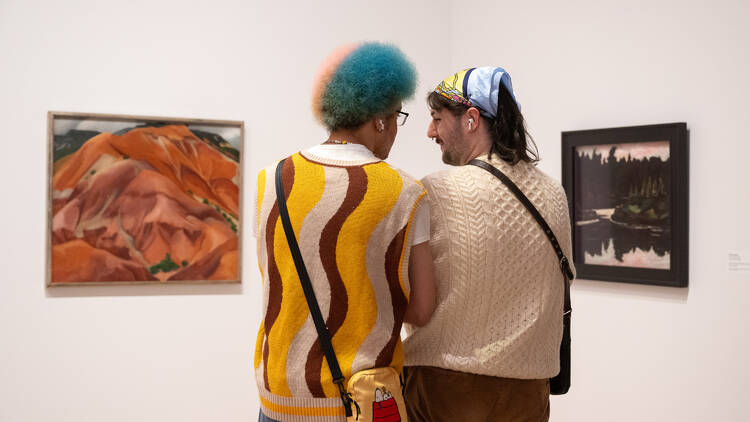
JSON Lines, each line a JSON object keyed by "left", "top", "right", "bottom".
{"left": 574, "top": 141, "right": 671, "bottom": 269}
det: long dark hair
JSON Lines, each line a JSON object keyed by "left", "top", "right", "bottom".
{"left": 427, "top": 86, "right": 539, "bottom": 164}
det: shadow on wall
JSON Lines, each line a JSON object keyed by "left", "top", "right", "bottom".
{"left": 45, "top": 283, "right": 243, "bottom": 298}
{"left": 571, "top": 278, "right": 689, "bottom": 304}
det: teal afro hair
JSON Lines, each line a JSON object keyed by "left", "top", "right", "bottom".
{"left": 320, "top": 42, "right": 417, "bottom": 130}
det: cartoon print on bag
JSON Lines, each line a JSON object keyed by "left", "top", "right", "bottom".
{"left": 372, "top": 386, "right": 400, "bottom": 422}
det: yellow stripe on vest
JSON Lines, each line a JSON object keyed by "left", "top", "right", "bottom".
{"left": 267, "top": 154, "right": 326, "bottom": 397}
{"left": 254, "top": 324, "right": 265, "bottom": 370}
{"left": 256, "top": 168, "right": 267, "bottom": 283}
{"left": 324, "top": 162, "right": 404, "bottom": 398}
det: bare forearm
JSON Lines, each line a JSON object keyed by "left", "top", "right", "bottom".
{"left": 404, "top": 241, "right": 436, "bottom": 326}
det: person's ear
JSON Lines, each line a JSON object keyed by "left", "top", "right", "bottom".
{"left": 466, "top": 108, "right": 480, "bottom": 132}
{"left": 377, "top": 119, "right": 385, "bottom": 132}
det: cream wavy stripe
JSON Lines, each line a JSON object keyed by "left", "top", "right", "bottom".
{"left": 254, "top": 164, "right": 278, "bottom": 372}
{"left": 269, "top": 155, "right": 324, "bottom": 397}
{"left": 257, "top": 164, "right": 278, "bottom": 316}
{"left": 285, "top": 166, "right": 349, "bottom": 396}
{"left": 350, "top": 175, "right": 411, "bottom": 372}
{"left": 329, "top": 164, "right": 400, "bottom": 392}
{"left": 255, "top": 360, "right": 266, "bottom": 396}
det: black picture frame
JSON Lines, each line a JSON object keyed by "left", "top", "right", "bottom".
{"left": 561, "top": 123, "right": 688, "bottom": 287}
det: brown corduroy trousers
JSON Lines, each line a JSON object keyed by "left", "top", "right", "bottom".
{"left": 404, "top": 366, "right": 550, "bottom": 422}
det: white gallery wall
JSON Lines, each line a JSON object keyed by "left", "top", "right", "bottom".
{"left": 445, "top": 1, "right": 750, "bottom": 421}
{"left": 0, "top": 1, "right": 450, "bottom": 421}
{"left": 0, "top": 0, "right": 748, "bottom": 421}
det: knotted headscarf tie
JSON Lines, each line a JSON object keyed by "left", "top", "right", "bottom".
{"left": 434, "top": 66, "right": 520, "bottom": 118}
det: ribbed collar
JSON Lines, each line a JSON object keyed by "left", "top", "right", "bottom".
{"left": 300, "top": 143, "right": 382, "bottom": 167}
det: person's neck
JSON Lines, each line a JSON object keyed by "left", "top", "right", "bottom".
{"left": 326, "top": 129, "right": 376, "bottom": 155}
{"left": 464, "top": 135, "right": 493, "bottom": 164}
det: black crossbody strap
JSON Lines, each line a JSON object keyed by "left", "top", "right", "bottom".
{"left": 469, "top": 159, "right": 574, "bottom": 311}
{"left": 274, "top": 159, "right": 358, "bottom": 418}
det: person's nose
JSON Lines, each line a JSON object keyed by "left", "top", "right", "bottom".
{"left": 427, "top": 121, "right": 437, "bottom": 139}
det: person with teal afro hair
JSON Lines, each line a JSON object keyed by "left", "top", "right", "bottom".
{"left": 255, "top": 43, "right": 436, "bottom": 422}
{"left": 314, "top": 42, "right": 417, "bottom": 130}
{"left": 310, "top": 41, "right": 418, "bottom": 159}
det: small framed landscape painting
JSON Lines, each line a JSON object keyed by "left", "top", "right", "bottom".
{"left": 47, "top": 111, "right": 244, "bottom": 286}
{"left": 562, "top": 123, "right": 688, "bottom": 287}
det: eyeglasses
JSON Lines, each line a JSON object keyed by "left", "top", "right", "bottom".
{"left": 396, "top": 110, "right": 409, "bottom": 126}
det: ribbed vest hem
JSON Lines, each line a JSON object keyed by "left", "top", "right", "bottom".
{"left": 258, "top": 387, "right": 346, "bottom": 422}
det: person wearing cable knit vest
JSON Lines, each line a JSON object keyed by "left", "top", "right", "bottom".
{"left": 402, "top": 68, "right": 575, "bottom": 422}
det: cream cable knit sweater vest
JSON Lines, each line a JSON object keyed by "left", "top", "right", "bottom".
{"left": 403, "top": 154, "right": 575, "bottom": 379}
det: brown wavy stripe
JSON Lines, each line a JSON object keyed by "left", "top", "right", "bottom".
{"left": 305, "top": 166, "right": 367, "bottom": 397}
{"left": 375, "top": 224, "right": 409, "bottom": 367}
{"left": 262, "top": 158, "right": 295, "bottom": 391}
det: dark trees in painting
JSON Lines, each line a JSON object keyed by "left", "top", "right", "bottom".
{"left": 574, "top": 145, "right": 671, "bottom": 227}
{"left": 562, "top": 123, "right": 688, "bottom": 287}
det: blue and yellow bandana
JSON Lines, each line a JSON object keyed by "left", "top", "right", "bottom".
{"left": 434, "top": 66, "right": 520, "bottom": 118}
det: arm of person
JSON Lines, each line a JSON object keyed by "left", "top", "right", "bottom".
{"left": 403, "top": 240, "right": 436, "bottom": 327}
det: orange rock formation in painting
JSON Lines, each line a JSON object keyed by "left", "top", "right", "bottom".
{"left": 50, "top": 125, "right": 240, "bottom": 283}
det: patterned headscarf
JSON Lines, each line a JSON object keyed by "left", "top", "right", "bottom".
{"left": 434, "top": 67, "right": 520, "bottom": 118}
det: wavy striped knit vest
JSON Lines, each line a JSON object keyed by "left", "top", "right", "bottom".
{"left": 254, "top": 152, "right": 425, "bottom": 421}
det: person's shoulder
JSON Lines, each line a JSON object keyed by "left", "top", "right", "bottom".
{"left": 377, "top": 162, "right": 425, "bottom": 190}
{"left": 257, "top": 154, "right": 300, "bottom": 177}
{"left": 524, "top": 163, "right": 568, "bottom": 199}
{"left": 526, "top": 163, "right": 556, "bottom": 183}
{"left": 256, "top": 162, "right": 277, "bottom": 180}
{"left": 421, "top": 166, "right": 473, "bottom": 188}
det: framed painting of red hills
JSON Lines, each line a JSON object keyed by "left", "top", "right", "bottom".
{"left": 46, "top": 111, "right": 244, "bottom": 286}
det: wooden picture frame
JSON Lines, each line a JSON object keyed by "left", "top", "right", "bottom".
{"left": 46, "top": 111, "right": 244, "bottom": 286}
{"left": 561, "top": 123, "right": 688, "bottom": 287}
